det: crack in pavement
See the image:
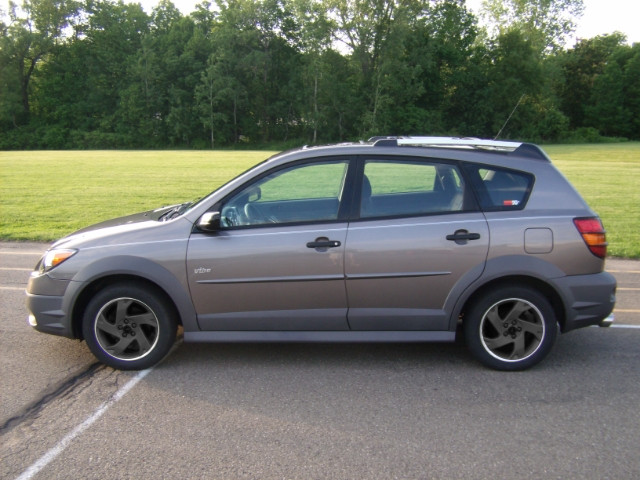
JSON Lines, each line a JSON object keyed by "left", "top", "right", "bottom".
{"left": 0, "top": 362, "right": 106, "bottom": 435}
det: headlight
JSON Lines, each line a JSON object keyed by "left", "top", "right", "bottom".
{"left": 39, "top": 249, "right": 77, "bottom": 274}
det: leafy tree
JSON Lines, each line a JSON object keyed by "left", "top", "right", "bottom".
{"left": 485, "top": 29, "right": 544, "bottom": 139}
{"left": 326, "top": 0, "right": 432, "bottom": 134}
{"left": 1, "top": 0, "right": 79, "bottom": 124}
{"left": 555, "top": 33, "right": 627, "bottom": 130}
{"left": 213, "top": 0, "right": 301, "bottom": 143}
{"left": 1, "top": 0, "right": 638, "bottom": 148}
{"left": 480, "top": 0, "right": 584, "bottom": 52}
{"left": 196, "top": 54, "right": 229, "bottom": 148}
{"left": 116, "top": 34, "right": 164, "bottom": 146}
{"left": 622, "top": 44, "right": 640, "bottom": 139}
{"left": 289, "top": 0, "right": 332, "bottom": 142}
{"left": 401, "top": 0, "right": 480, "bottom": 136}
{"left": 586, "top": 43, "right": 638, "bottom": 138}
{"left": 0, "top": 15, "right": 25, "bottom": 129}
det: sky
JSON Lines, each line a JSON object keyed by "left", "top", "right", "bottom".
{"left": 466, "top": 0, "right": 639, "bottom": 45}
{"left": 129, "top": 0, "right": 639, "bottom": 46}
{"left": 566, "top": 0, "right": 639, "bottom": 44}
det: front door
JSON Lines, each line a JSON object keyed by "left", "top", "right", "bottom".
{"left": 187, "top": 159, "right": 351, "bottom": 331}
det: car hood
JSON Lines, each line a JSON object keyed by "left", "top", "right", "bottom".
{"left": 50, "top": 205, "right": 186, "bottom": 250}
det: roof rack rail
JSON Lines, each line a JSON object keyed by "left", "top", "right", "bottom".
{"left": 369, "top": 136, "right": 549, "bottom": 161}
{"left": 370, "top": 136, "right": 522, "bottom": 151}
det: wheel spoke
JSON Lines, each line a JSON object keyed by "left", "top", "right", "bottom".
{"left": 519, "top": 319, "right": 544, "bottom": 339}
{"left": 504, "top": 300, "right": 530, "bottom": 324}
{"left": 96, "top": 313, "right": 121, "bottom": 337}
{"left": 114, "top": 299, "right": 132, "bottom": 323}
{"left": 510, "top": 334, "right": 527, "bottom": 360}
{"left": 106, "top": 336, "right": 136, "bottom": 356}
{"left": 128, "top": 311, "right": 157, "bottom": 327}
{"left": 134, "top": 327, "right": 153, "bottom": 353}
{"left": 483, "top": 335, "right": 513, "bottom": 351}
{"left": 485, "top": 308, "right": 505, "bottom": 332}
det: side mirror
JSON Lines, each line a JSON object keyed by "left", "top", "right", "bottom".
{"left": 196, "top": 211, "right": 221, "bottom": 233}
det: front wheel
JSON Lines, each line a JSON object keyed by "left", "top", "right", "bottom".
{"left": 82, "top": 283, "right": 177, "bottom": 370}
{"left": 463, "top": 286, "right": 558, "bottom": 371}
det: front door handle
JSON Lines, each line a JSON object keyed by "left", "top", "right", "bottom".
{"left": 307, "top": 237, "right": 341, "bottom": 249}
{"left": 446, "top": 230, "right": 481, "bottom": 244}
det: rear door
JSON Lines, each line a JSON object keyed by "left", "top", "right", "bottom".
{"left": 345, "top": 158, "right": 489, "bottom": 330}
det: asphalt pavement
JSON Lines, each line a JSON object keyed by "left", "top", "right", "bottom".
{"left": 1, "top": 242, "right": 639, "bottom": 479}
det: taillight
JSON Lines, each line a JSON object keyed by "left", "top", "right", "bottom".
{"left": 573, "top": 217, "right": 608, "bottom": 258}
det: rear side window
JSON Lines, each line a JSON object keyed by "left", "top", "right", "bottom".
{"left": 360, "top": 160, "right": 468, "bottom": 218}
{"left": 463, "top": 164, "right": 534, "bottom": 211}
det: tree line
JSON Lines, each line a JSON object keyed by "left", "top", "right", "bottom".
{"left": 1, "top": 0, "right": 638, "bottom": 150}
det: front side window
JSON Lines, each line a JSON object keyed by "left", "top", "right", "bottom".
{"left": 360, "top": 160, "right": 466, "bottom": 218}
{"left": 221, "top": 160, "right": 349, "bottom": 227}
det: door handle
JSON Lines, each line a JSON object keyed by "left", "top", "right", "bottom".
{"left": 446, "top": 230, "right": 481, "bottom": 243}
{"left": 307, "top": 238, "right": 341, "bottom": 249}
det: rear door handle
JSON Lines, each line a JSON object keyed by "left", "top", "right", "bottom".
{"left": 446, "top": 230, "right": 481, "bottom": 243}
{"left": 307, "top": 238, "right": 341, "bottom": 249}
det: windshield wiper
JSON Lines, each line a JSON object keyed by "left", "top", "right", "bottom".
{"left": 158, "top": 202, "right": 193, "bottom": 221}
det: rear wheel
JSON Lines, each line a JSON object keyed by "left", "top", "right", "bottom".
{"left": 464, "top": 286, "right": 558, "bottom": 371}
{"left": 82, "top": 283, "right": 177, "bottom": 370}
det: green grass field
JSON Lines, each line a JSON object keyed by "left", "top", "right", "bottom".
{"left": 0, "top": 150, "right": 272, "bottom": 242}
{"left": 1, "top": 143, "right": 639, "bottom": 257}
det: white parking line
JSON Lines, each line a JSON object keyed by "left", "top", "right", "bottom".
{"left": 610, "top": 324, "right": 640, "bottom": 329}
{"left": 16, "top": 368, "right": 152, "bottom": 480}
{"left": 0, "top": 286, "right": 25, "bottom": 291}
{"left": 0, "top": 251, "right": 43, "bottom": 256}
{"left": 0, "top": 267, "right": 32, "bottom": 271}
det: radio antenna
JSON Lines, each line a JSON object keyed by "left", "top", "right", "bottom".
{"left": 494, "top": 93, "right": 525, "bottom": 140}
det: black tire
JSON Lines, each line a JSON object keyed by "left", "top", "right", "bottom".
{"left": 463, "top": 286, "right": 558, "bottom": 371}
{"left": 82, "top": 283, "right": 177, "bottom": 370}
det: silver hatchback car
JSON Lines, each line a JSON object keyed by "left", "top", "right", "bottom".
{"left": 26, "top": 137, "right": 616, "bottom": 371}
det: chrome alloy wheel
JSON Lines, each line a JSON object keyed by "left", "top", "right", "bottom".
{"left": 479, "top": 298, "right": 545, "bottom": 362}
{"left": 94, "top": 297, "right": 160, "bottom": 361}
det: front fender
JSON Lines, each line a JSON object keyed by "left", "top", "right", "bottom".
{"left": 66, "top": 254, "right": 198, "bottom": 333}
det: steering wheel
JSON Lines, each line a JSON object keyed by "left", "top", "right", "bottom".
{"left": 244, "top": 202, "right": 278, "bottom": 224}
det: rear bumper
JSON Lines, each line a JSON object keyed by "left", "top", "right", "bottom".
{"left": 599, "top": 313, "right": 615, "bottom": 327}
{"left": 555, "top": 271, "right": 616, "bottom": 332}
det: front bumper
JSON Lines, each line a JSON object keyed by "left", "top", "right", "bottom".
{"left": 26, "top": 292, "right": 75, "bottom": 337}
{"left": 26, "top": 272, "right": 76, "bottom": 338}
{"left": 555, "top": 271, "right": 617, "bottom": 332}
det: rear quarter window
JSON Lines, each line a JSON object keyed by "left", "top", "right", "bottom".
{"left": 463, "top": 164, "right": 534, "bottom": 211}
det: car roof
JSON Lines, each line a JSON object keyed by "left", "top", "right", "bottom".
{"left": 273, "top": 136, "right": 551, "bottom": 165}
